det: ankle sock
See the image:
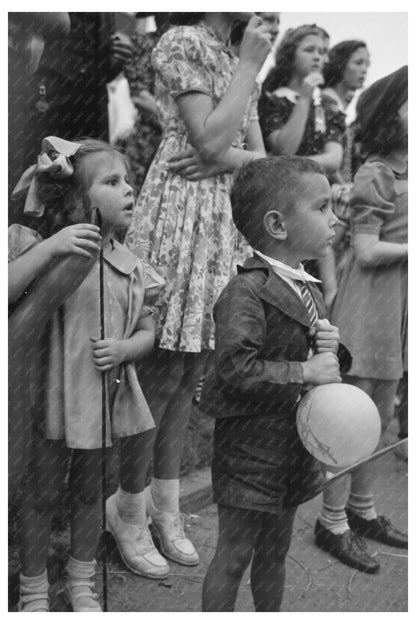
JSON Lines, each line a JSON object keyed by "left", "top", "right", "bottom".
{"left": 66, "top": 556, "right": 96, "bottom": 580}
{"left": 319, "top": 504, "right": 350, "bottom": 535}
{"left": 347, "top": 492, "right": 377, "bottom": 520}
{"left": 151, "top": 478, "right": 180, "bottom": 513}
{"left": 19, "top": 570, "right": 49, "bottom": 610}
{"left": 116, "top": 487, "right": 146, "bottom": 526}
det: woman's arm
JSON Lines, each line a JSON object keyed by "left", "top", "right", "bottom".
{"left": 354, "top": 233, "right": 407, "bottom": 267}
{"left": 308, "top": 141, "right": 343, "bottom": 173}
{"left": 168, "top": 120, "right": 266, "bottom": 180}
{"left": 265, "top": 95, "right": 310, "bottom": 155}
{"left": 176, "top": 17, "right": 270, "bottom": 162}
{"left": 8, "top": 224, "right": 101, "bottom": 303}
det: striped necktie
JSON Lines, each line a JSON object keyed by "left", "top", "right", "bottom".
{"left": 298, "top": 281, "right": 319, "bottom": 327}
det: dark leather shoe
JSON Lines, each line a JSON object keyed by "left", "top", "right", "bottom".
{"left": 314, "top": 519, "right": 380, "bottom": 573}
{"left": 346, "top": 509, "right": 408, "bottom": 549}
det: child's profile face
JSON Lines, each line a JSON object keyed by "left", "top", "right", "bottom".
{"left": 284, "top": 173, "right": 337, "bottom": 260}
{"left": 85, "top": 152, "right": 134, "bottom": 233}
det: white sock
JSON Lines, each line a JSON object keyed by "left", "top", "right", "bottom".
{"left": 66, "top": 556, "right": 96, "bottom": 580}
{"left": 319, "top": 504, "right": 350, "bottom": 535}
{"left": 116, "top": 487, "right": 146, "bottom": 526}
{"left": 347, "top": 492, "right": 377, "bottom": 520}
{"left": 151, "top": 478, "right": 180, "bottom": 513}
{"left": 20, "top": 569, "right": 48, "bottom": 594}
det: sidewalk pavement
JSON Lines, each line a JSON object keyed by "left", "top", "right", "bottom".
{"left": 45, "top": 422, "right": 407, "bottom": 612}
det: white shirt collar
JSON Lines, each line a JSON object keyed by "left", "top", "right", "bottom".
{"left": 254, "top": 250, "right": 321, "bottom": 283}
{"left": 270, "top": 86, "right": 299, "bottom": 103}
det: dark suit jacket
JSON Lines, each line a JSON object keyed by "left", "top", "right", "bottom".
{"left": 200, "top": 255, "right": 351, "bottom": 419}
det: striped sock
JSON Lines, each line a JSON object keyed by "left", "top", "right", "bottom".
{"left": 347, "top": 492, "right": 377, "bottom": 520}
{"left": 318, "top": 504, "right": 349, "bottom": 535}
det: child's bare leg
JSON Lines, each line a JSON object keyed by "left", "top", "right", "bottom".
{"left": 153, "top": 351, "right": 208, "bottom": 479}
{"left": 20, "top": 435, "right": 69, "bottom": 576}
{"left": 250, "top": 507, "right": 297, "bottom": 612}
{"left": 202, "top": 505, "right": 260, "bottom": 612}
{"left": 70, "top": 449, "right": 103, "bottom": 561}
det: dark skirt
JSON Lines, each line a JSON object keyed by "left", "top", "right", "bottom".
{"left": 212, "top": 408, "right": 324, "bottom": 515}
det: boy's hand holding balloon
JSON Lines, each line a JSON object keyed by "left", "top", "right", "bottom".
{"left": 311, "top": 318, "right": 340, "bottom": 354}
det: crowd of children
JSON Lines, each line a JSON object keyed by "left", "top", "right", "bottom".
{"left": 8, "top": 12, "right": 407, "bottom": 612}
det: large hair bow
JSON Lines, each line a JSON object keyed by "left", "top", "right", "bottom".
{"left": 11, "top": 136, "right": 84, "bottom": 217}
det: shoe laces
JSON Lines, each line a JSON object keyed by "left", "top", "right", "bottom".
{"left": 172, "top": 512, "right": 186, "bottom": 540}
{"left": 141, "top": 525, "right": 156, "bottom": 549}
{"left": 347, "top": 531, "right": 368, "bottom": 553}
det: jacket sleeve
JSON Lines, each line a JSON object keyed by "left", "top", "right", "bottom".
{"left": 213, "top": 275, "right": 304, "bottom": 405}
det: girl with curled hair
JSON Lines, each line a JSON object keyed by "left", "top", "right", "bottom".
{"left": 9, "top": 136, "right": 164, "bottom": 611}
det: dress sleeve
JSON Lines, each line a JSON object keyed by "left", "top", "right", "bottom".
{"left": 350, "top": 162, "right": 396, "bottom": 236}
{"left": 8, "top": 224, "right": 42, "bottom": 262}
{"left": 324, "top": 101, "right": 346, "bottom": 145}
{"left": 258, "top": 92, "right": 292, "bottom": 142}
{"left": 152, "top": 27, "right": 212, "bottom": 98}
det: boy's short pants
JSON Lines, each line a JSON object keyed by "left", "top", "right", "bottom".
{"left": 212, "top": 407, "right": 324, "bottom": 515}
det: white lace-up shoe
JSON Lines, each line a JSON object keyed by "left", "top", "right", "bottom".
{"left": 106, "top": 493, "right": 170, "bottom": 579}
{"left": 146, "top": 490, "right": 199, "bottom": 566}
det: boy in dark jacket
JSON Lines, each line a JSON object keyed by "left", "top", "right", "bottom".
{"left": 200, "top": 155, "right": 351, "bottom": 612}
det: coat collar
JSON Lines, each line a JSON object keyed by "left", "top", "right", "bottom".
{"left": 238, "top": 255, "right": 325, "bottom": 328}
{"left": 103, "top": 240, "right": 138, "bottom": 275}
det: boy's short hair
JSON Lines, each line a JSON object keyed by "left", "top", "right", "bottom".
{"left": 231, "top": 155, "right": 324, "bottom": 247}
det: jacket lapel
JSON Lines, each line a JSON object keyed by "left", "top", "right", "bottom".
{"left": 239, "top": 256, "right": 325, "bottom": 328}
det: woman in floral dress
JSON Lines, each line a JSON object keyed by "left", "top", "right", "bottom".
{"left": 120, "top": 13, "right": 271, "bottom": 571}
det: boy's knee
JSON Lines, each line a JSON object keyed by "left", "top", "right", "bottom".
{"left": 223, "top": 548, "right": 252, "bottom": 580}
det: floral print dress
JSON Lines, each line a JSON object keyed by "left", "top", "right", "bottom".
{"left": 125, "top": 22, "right": 260, "bottom": 353}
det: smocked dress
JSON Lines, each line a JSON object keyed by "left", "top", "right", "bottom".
{"left": 124, "top": 22, "right": 260, "bottom": 353}
{"left": 9, "top": 224, "right": 164, "bottom": 449}
{"left": 331, "top": 158, "right": 408, "bottom": 380}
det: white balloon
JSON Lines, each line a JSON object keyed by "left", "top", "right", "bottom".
{"left": 296, "top": 383, "right": 381, "bottom": 469}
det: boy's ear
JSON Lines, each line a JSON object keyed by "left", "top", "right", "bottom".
{"left": 263, "top": 210, "right": 287, "bottom": 241}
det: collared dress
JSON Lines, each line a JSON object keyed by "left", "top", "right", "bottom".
{"left": 125, "top": 22, "right": 260, "bottom": 353}
{"left": 8, "top": 223, "right": 164, "bottom": 449}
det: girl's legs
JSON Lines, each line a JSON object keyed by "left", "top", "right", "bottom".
{"left": 106, "top": 434, "right": 170, "bottom": 579}
{"left": 319, "top": 375, "right": 407, "bottom": 549}
{"left": 20, "top": 434, "right": 69, "bottom": 577}
{"left": 138, "top": 348, "right": 208, "bottom": 565}
{"left": 19, "top": 434, "right": 69, "bottom": 611}
{"left": 250, "top": 507, "right": 297, "bottom": 612}
{"left": 69, "top": 449, "right": 103, "bottom": 562}
{"left": 202, "top": 505, "right": 260, "bottom": 612}
{"left": 66, "top": 449, "right": 105, "bottom": 611}
{"left": 152, "top": 350, "right": 208, "bottom": 479}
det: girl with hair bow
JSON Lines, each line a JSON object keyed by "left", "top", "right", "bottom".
{"left": 9, "top": 136, "right": 164, "bottom": 611}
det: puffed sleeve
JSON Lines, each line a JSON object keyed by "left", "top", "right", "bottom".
{"left": 152, "top": 27, "right": 212, "bottom": 98}
{"left": 350, "top": 162, "right": 396, "bottom": 236}
{"left": 141, "top": 258, "right": 165, "bottom": 311}
{"left": 8, "top": 224, "right": 42, "bottom": 262}
{"left": 323, "top": 100, "right": 346, "bottom": 145}
{"left": 258, "top": 92, "right": 292, "bottom": 142}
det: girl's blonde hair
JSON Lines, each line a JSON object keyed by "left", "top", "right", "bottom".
{"left": 35, "top": 138, "right": 124, "bottom": 237}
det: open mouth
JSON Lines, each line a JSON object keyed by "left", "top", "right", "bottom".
{"left": 123, "top": 203, "right": 134, "bottom": 213}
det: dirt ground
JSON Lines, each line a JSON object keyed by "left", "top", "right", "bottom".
{"left": 9, "top": 427, "right": 407, "bottom": 613}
